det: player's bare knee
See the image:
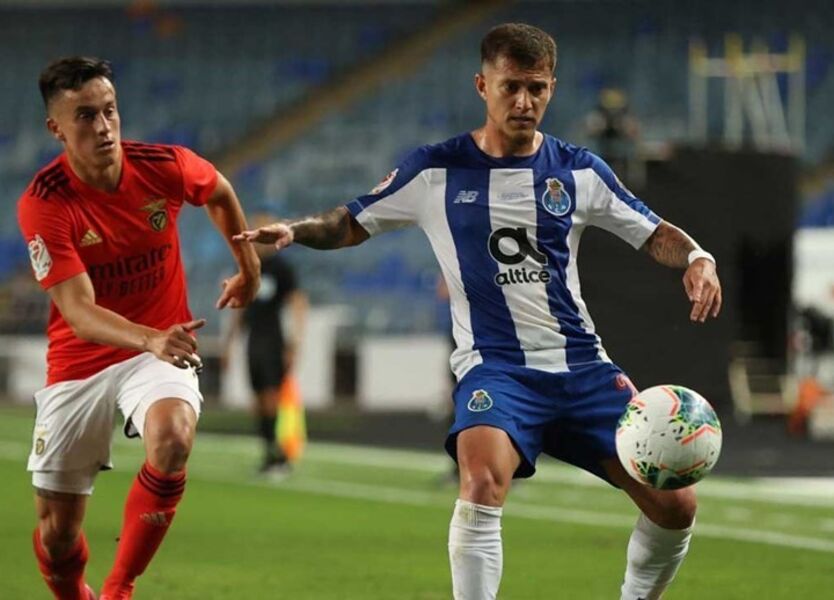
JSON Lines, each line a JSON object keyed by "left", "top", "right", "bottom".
{"left": 39, "top": 518, "right": 82, "bottom": 559}
{"left": 461, "top": 464, "right": 509, "bottom": 506}
{"left": 648, "top": 489, "right": 697, "bottom": 529}
{"left": 670, "top": 490, "right": 698, "bottom": 528}
{"left": 35, "top": 488, "right": 86, "bottom": 548}
{"left": 147, "top": 424, "right": 194, "bottom": 473}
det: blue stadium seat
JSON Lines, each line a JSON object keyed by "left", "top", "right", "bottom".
{"left": 2, "top": 0, "right": 833, "bottom": 332}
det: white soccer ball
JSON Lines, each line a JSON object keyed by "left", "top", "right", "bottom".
{"left": 615, "top": 385, "right": 722, "bottom": 490}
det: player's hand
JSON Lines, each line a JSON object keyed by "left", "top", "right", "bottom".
{"left": 217, "top": 271, "right": 260, "bottom": 309}
{"left": 146, "top": 319, "right": 206, "bottom": 369}
{"left": 683, "top": 258, "right": 722, "bottom": 323}
{"left": 233, "top": 222, "right": 294, "bottom": 250}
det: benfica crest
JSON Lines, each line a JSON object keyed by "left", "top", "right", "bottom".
{"left": 141, "top": 198, "right": 168, "bottom": 232}
{"left": 27, "top": 234, "right": 52, "bottom": 281}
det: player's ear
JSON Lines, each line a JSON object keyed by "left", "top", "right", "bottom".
{"left": 475, "top": 72, "right": 487, "bottom": 101}
{"left": 46, "top": 117, "right": 65, "bottom": 142}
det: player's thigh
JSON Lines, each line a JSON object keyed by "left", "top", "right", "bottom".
{"left": 117, "top": 354, "right": 203, "bottom": 440}
{"left": 448, "top": 365, "right": 555, "bottom": 479}
{"left": 457, "top": 426, "right": 521, "bottom": 505}
{"left": 457, "top": 426, "right": 521, "bottom": 472}
{"left": 602, "top": 457, "right": 697, "bottom": 529}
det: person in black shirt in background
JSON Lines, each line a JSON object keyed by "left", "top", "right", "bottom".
{"left": 583, "top": 87, "right": 640, "bottom": 181}
{"left": 223, "top": 212, "right": 308, "bottom": 475}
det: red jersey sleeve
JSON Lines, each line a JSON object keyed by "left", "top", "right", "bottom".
{"left": 17, "top": 195, "right": 86, "bottom": 290}
{"left": 173, "top": 146, "right": 218, "bottom": 207}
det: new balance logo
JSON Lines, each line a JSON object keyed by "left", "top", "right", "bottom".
{"left": 80, "top": 229, "right": 102, "bottom": 247}
{"left": 453, "top": 190, "right": 479, "bottom": 204}
{"left": 140, "top": 511, "right": 170, "bottom": 527}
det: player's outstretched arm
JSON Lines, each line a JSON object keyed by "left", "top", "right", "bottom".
{"left": 642, "top": 221, "right": 722, "bottom": 323}
{"left": 48, "top": 272, "right": 205, "bottom": 369}
{"left": 233, "top": 206, "right": 370, "bottom": 251}
{"left": 204, "top": 173, "right": 261, "bottom": 309}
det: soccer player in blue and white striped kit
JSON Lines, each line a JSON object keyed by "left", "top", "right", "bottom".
{"left": 237, "top": 23, "right": 722, "bottom": 600}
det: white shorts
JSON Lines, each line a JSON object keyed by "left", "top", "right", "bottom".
{"left": 28, "top": 353, "right": 202, "bottom": 495}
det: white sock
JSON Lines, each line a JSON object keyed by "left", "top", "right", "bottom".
{"left": 620, "top": 513, "right": 693, "bottom": 600}
{"left": 448, "top": 498, "right": 503, "bottom": 600}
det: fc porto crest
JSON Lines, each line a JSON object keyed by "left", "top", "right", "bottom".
{"left": 467, "top": 389, "right": 494, "bottom": 412}
{"left": 541, "top": 177, "right": 572, "bottom": 217}
{"left": 141, "top": 198, "right": 169, "bottom": 232}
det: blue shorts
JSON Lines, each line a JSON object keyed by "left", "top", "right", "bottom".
{"left": 445, "top": 361, "right": 636, "bottom": 484}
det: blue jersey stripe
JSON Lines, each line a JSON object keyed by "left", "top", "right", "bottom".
{"left": 346, "top": 133, "right": 662, "bottom": 378}
{"left": 445, "top": 168, "right": 525, "bottom": 366}
{"left": 534, "top": 173, "right": 600, "bottom": 367}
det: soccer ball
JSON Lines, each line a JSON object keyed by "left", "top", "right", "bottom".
{"left": 615, "top": 385, "right": 722, "bottom": 490}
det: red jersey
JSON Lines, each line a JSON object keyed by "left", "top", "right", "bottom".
{"left": 17, "top": 142, "right": 218, "bottom": 385}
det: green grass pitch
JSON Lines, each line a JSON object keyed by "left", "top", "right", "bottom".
{"left": 1, "top": 407, "right": 833, "bottom": 598}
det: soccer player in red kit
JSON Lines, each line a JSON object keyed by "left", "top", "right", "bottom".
{"left": 17, "top": 57, "right": 260, "bottom": 599}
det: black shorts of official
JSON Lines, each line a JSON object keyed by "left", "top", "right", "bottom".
{"left": 247, "top": 343, "right": 287, "bottom": 393}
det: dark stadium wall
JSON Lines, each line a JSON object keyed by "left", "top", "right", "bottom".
{"left": 579, "top": 148, "right": 797, "bottom": 409}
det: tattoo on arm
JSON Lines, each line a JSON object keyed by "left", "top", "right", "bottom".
{"left": 288, "top": 207, "right": 368, "bottom": 250}
{"left": 642, "top": 221, "right": 697, "bottom": 268}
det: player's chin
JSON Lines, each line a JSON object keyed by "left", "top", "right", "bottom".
{"left": 506, "top": 127, "right": 536, "bottom": 145}
{"left": 89, "top": 149, "right": 118, "bottom": 167}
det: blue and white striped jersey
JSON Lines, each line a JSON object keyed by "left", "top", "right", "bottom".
{"left": 346, "top": 133, "right": 661, "bottom": 380}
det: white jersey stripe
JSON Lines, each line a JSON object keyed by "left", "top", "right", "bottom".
{"left": 421, "top": 169, "right": 483, "bottom": 378}
{"left": 569, "top": 169, "right": 611, "bottom": 362}
{"left": 488, "top": 169, "right": 568, "bottom": 372}
{"left": 578, "top": 167, "right": 658, "bottom": 249}
{"left": 345, "top": 134, "right": 663, "bottom": 378}
{"left": 352, "top": 172, "right": 427, "bottom": 236}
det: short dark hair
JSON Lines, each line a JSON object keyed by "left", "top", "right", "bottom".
{"left": 480, "top": 23, "right": 557, "bottom": 73}
{"left": 39, "top": 56, "right": 114, "bottom": 108}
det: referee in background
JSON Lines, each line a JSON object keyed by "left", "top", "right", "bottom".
{"left": 223, "top": 211, "right": 307, "bottom": 475}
